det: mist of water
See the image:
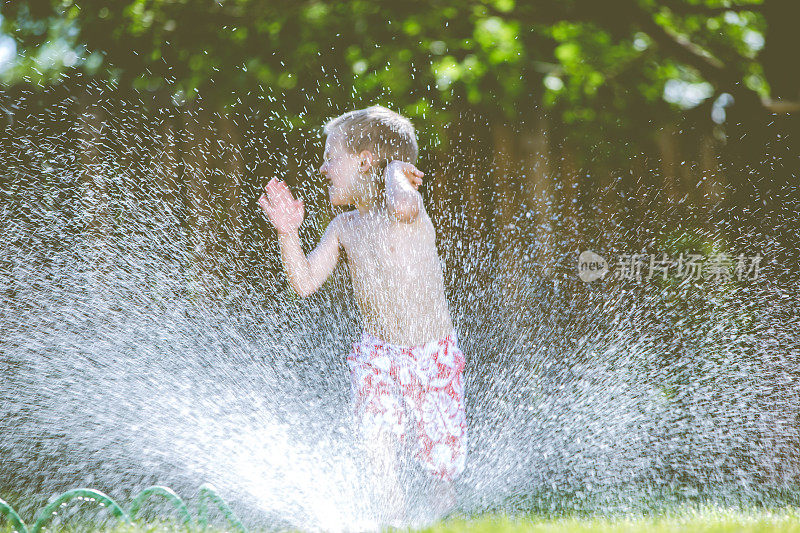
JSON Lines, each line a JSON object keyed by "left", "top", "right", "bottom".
{"left": 1, "top": 80, "right": 800, "bottom": 532}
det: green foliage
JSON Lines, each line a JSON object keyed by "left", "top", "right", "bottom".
{"left": 0, "top": 0, "right": 777, "bottom": 165}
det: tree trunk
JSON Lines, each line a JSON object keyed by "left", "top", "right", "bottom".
{"left": 182, "top": 99, "right": 214, "bottom": 297}
{"left": 217, "top": 113, "right": 244, "bottom": 262}
{"left": 521, "top": 113, "right": 555, "bottom": 278}
{"left": 75, "top": 86, "right": 108, "bottom": 297}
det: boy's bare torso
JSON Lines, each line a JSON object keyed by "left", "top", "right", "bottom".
{"left": 337, "top": 206, "right": 453, "bottom": 347}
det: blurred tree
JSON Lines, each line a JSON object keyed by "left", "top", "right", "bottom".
{"left": 1, "top": 0, "right": 796, "bottom": 273}
{"left": 2, "top": 0, "right": 796, "bottom": 150}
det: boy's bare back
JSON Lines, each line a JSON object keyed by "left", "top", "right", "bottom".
{"left": 258, "top": 105, "right": 454, "bottom": 347}
{"left": 335, "top": 204, "right": 453, "bottom": 346}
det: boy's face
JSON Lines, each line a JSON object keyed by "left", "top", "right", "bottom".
{"left": 319, "top": 131, "right": 375, "bottom": 206}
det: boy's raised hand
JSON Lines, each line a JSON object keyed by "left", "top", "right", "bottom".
{"left": 258, "top": 178, "right": 304, "bottom": 234}
{"left": 385, "top": 160, "right": 424, "bottom": 190}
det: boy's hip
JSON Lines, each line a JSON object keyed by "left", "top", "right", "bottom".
{"left": 346, "top": 328, "right": 465, "bottom": 392}
{"left": 346, "top": 329, "right": 468, "bottom": 482}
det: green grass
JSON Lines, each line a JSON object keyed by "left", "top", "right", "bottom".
{"left": 3, "top": 505, "right": 800, "bottom": 532}
{"left": 419, "top": 504, "right": 800, "bottom": 532}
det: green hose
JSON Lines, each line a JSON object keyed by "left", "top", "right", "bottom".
{"left": 129, "top": 485, "right": 192, "bottom": 530}
{"left": 197, "top": 483, "right": 248, "bottom": 532}
{"left": 0, "top": 497, "right": 28, "bottom": 533}
{"left": 1, "top": 483, "right": 246, "bottom": 532}
{"left": 30, "top": 488, "right": 131, "bottom": 533}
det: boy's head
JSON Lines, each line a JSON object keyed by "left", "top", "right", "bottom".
{"left": 319, "top": 105, "right": 418, "bottom": 207}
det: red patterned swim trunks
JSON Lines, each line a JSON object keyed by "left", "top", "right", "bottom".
{"left": 346, "top": 329, "right": 468, "bottom": 482}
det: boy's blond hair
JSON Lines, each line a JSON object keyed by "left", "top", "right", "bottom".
{"left": 323, "top": 105, "right": 418, "bottom": 173}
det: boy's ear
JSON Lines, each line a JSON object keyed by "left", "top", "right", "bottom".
{"left": 357, "top": 150, "right": 374, "bottom": 171}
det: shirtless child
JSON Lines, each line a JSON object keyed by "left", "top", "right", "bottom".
{"left": 257, "top": 105, "right": 467, "bottom": 525}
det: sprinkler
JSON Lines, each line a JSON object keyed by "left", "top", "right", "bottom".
{"left": 0, "top": 484, "right": 247, "bottom": 533}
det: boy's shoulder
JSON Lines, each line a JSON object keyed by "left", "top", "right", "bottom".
{"left": 333, "top": 209, "right": 358, "bottom": 226}
{"left": 334, "top": 207, "right": 433, "bottom": 229}
{"left": 329, "top": 210, "right": 358, "bottom": 237}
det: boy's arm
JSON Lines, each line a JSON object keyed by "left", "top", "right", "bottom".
{"left": 276, "top": 215, "right": 342, "bottom": 298}
{"left": 384, "top": 160, "right": 425, "bottom": 223}
{"left": 258, "top": 177, "right": 342, "bottom": 298}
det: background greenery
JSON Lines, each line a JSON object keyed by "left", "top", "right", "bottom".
{"left": 2, "top": 0, "right": 797, "bottom": 163}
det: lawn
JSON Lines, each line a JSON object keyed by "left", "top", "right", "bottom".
{"left": 3, "top": 504, "right": 800, "bottom": 532}
{"left": 420, "top": 505, "right": 800, "bottom": 532}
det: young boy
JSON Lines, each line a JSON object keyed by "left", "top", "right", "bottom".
{"left": 257, "top": 105, "right": 467, "bottom": 525}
